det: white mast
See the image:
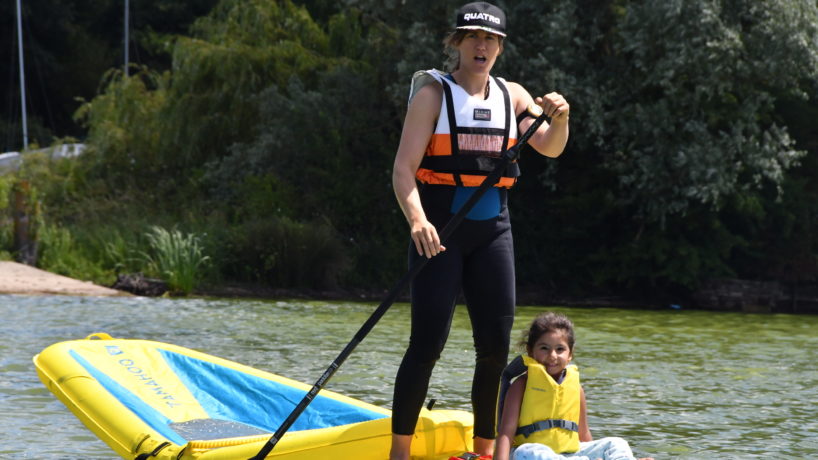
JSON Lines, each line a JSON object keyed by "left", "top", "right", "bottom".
{"left": 124, "top": 0, "right": 129, "bottom": 76}
{"left": 16, "top": 0, "right": 28, "bottom": 150}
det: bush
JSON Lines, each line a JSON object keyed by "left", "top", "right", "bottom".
{"left": 37, "top": 223, "right": 111, "bottom": 283}
{"left": 223, "top": 217, "right": 347, "bottom": 289}
{"left": 142, "top": 226, "right": 211, "bottom": 295}
{"left": 0, "top": 176, "right": 13, "bottom": 255}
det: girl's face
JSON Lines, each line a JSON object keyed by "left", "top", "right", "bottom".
{"left": 456, "top": 29, "right": 503, "bottom": 73}
{"left": 528, "top": 330, "right": 573, "bottom": 380}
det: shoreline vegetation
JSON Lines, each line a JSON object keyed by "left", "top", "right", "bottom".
{"left": 3, "top": 1, "right": 818, "bottom": 315}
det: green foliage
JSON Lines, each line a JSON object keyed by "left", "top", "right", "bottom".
{"left": 221, "top": 217, "right": 347, "bottom": 289}
{"left": 498, "top": 0, "right": 818, "bottom": 293}
{"left": 5, "top": 0, "right": 817, "bottom": 302}
{"left": 0, "top": 175, "right": 11, "bottom": 211}
{"left": 0, "top": 175, "right": 13, "bottom": 255}
{"left": 157, "top": 0, "right": 340, "bottom": 172}
{"left": 73, "top": 68, "right": 168, "bottom": 189}
{"left": 0, "top": 0, "right": 220, "bottom": 150}
{"left": 142, "top": 226, "right": 210, "bottom": 295}
{"left": 37, "top": 223, "right": 111, "bottom": 283}
{"left": 602, "top": 1, "right": 808, "bottom": 220}
{"left": 501, "top": 0, "right": 818, "bottom": 224}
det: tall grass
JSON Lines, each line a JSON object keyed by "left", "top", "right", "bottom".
{"left": 142, "top": 226, "right": 210, "bottom": 295}
{"left": 37, "top": 224, "right": 112, "bottom": 283}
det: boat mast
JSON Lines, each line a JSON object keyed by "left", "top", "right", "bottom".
{"left": 124, "top": 0, "right": 129, "bottom": 76}
{"left": 15, "top": 0, "right": 28, "bottom": 150}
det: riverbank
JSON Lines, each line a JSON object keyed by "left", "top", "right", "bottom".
{"left": 0, "top": 261, "right": 127, "bottom": 297}
{"left": 4, "top": 261, "right": 816, "bottom": 314}
{"left": 0, "top": 260, "right": 639, "bottom": 306}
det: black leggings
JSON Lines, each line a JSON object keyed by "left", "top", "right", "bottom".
{"left": 392, "top": 186, "right": 516, "bottom": 439}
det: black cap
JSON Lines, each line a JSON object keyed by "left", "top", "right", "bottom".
{"left": 455, "top": 2, "right": 507, "bottom": 37}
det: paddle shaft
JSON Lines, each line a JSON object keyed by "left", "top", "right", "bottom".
{"left": 249, "top": 112, "right": 548, "bottom": 460}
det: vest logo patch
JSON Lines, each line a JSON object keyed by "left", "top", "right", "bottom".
{"left": 473, "top": 108, "right": 492, "bottom": 121}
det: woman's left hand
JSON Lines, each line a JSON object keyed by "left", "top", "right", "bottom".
{"left": 535, "top": 92, "right": 570, "bottom": 122}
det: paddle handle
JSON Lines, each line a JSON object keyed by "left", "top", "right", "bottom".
{"left": 249, "top": 111, "right": 549, "bottom": 460}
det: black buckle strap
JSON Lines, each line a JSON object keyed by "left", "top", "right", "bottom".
{"left": 419, "top": 156, "right": 520, "bottom": 178}
{"left": 516, "top": 419, "right": 579, "bottom": 438}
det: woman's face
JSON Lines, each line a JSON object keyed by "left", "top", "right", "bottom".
{"left": 456, "top": 29, "right": 503, "bottom": 73}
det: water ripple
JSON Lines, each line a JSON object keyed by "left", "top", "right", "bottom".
{"left": 2, "top": 296, "right": 817, "bottom": 458}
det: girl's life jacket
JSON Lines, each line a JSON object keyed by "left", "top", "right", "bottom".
{"left": 498, "top": 355, "right": 581, "bottom": 454}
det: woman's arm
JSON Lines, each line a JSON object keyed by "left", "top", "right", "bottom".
{"left": 392, "top": 82, "right": 446, "bottom": 259}
{"left": 578, "top": 385, "right": 593, "bottom": 442}
{"left": 494, "top": 376, "right": 526, "bottom": 460}
{"left": 507, "top": 82, "right": 569, "bottom": 158}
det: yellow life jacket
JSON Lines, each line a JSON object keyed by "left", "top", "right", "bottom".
{"left": 408, "top": 69, "right": 520, "bottom": 188}
{"left": 513, "top": 355, "right": 581, "bottom": 453}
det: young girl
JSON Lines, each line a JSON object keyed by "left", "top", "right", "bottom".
{"left": 494, "top": 313, "right": 654, "bottom": 460}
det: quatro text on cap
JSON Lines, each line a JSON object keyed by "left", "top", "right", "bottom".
{"left": 463, "top": 12, "right": 501, "bottom": 24}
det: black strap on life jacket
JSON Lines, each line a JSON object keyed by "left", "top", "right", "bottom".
{"left": 440, "top": 77, "right": 464, "bottom": 186}
{"left": 516, "top": 419, "right": 580, "bottom": 438}
{"left": 495, "top": 77, "right": 512, "bottom": 154}
{"left": 423, "top": 75, "right": 519, "bottom": 185}
{"left": 419, "top": 152, "right": 521, "bottom": 177}
{"left": 496, "top": 355, "right": 527, "bottom": 429}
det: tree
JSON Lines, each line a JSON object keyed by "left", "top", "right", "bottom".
{"left": 495, "top": 0, "right": 818, "bottom": 293}
{"left": 0, "top": 0, "right": 219, "bottom": 151}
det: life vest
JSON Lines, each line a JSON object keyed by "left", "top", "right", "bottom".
{"left": 408, "top": 69, "right": 520, "bottom": 188}
{"left": 513, "top": 355, "right": 581, "bottom": 453}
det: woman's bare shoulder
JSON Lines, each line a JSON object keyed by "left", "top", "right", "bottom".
{"left": 407, "top": 81, "right": 443, "bottom": 120}
{"left": 501, "top": 80, "right": 534, "bottom": 114}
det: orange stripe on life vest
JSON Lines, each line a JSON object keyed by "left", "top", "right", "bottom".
{"left": 426, "top": 134, "right": 452, "bottom": 156}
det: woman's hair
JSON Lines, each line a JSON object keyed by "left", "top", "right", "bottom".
{"left": 518, "top": 312, "right": 576, "bottom": 352}
{"left": 442, "top": 29, "right": 504, "bottom": 73}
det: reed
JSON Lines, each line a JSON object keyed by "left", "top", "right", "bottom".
{"left": 142, "top": 226, "right": 210, "bottom": 295}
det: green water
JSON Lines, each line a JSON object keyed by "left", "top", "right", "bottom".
{"left": 1, "top": 294, "right": 816, "bottom": 458}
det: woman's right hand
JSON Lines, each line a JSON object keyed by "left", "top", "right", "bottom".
{"left": 410, "top": 218, "right": 446, "bottom": 258}
{"left": 393, "top": 80, "right": 445, "bottom": 259}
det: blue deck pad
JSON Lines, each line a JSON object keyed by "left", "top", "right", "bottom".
{"left": 69, "top": 350, "right": 188, "bottom": 445}
{"left": 158, "top": 349, "right": 388, "bottom": 434}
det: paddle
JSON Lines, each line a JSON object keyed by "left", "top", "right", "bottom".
{"left": 248, "top": 107, "right": 549, "bottom": 460}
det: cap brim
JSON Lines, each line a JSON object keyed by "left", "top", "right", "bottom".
{"left": 456, "top": 25, "right": 507, "bottom": 37}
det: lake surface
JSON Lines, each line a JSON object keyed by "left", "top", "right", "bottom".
{"left": 1, "top": 294, "right": 816, "bottom": 459}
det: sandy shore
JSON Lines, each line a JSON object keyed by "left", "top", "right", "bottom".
{"left": 0, "top": 261, "right": 127, "bottom": 296}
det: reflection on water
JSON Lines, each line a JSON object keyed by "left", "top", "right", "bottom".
{"left": 2, "top": 294, "right": 817, "bottom": 458}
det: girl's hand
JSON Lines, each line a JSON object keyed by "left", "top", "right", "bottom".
{"left": 411, "top": 218, "right": 446, "bottom": 258}
{"left": 535, "top": 92, "right": 570, "bottom": 122}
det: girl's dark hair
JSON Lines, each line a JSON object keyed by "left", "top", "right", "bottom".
{"left": 518, "top": 312, "right": 576, "bottom": 352}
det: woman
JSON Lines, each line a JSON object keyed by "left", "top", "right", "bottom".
{"left": 390, "top": 3, "right": 570, "bottom": 459}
